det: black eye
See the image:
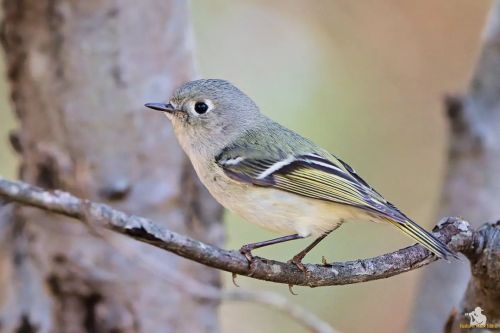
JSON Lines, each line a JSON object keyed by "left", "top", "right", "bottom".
{"left": 194, "top": 102, "right": 209, "bottom": 114}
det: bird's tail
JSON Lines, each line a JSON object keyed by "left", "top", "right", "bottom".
{"left": 387, "top": 218, "right": 458, "bottom": 260}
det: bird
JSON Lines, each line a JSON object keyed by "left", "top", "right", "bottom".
{"left": 145, "top": 79, "right": 456, "bottom": 271}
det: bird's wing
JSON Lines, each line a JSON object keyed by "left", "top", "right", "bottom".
{"left": 216, "top": 142, "right": 457, "bottom": 259}
{"left": 216, "top": 147, "right": 409, "bottom": 224}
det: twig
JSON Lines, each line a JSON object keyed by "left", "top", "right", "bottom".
{"left": 0, "top": 178, "right": 481, "bottom": 287}
{"left": 223, "top": 290, "right": 338, "bottom": 333}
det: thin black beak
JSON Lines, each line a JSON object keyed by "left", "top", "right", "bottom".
{"left": 144, "top": 102, "right": 175, "bottom": 112}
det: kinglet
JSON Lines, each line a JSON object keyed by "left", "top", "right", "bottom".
{"left": 145, "top": 79, "right": 456, "bottom": 269}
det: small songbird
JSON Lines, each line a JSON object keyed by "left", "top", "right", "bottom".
{"left": 145, "top": 79, "right": 456, "bottom": 269}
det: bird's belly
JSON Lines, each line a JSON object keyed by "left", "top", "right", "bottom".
{"left": 207, "top": 176, "right": 364, "bottom": 237}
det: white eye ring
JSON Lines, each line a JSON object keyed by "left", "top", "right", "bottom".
{"left": 187, "top": 99, "right": 215, "bottom": 115}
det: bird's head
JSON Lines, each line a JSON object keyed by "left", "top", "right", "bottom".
{"left": 145, "top": 79, "right": 261, "bottom": 154}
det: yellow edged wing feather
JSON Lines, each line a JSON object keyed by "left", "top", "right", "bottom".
{"left": 217, "top": 150, "right": 457, "bottom": 259}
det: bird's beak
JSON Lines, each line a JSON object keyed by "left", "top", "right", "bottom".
{"left": 144, "top": 102, "right": 175, "bottom": 113}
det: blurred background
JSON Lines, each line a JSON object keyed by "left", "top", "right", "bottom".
{"left": 0, "top": 1, "right": 492, "bottom": 332}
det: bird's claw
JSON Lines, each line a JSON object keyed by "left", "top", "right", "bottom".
{"left": 288, "top": 284, "right": 298, "bottom": 295}
{"left": 288, "top": 255, "right": 309, "bottom": 278}
{"left": 239, "top": 245, "right": 258, "bottom": 277}
{"left": 239, "top": 245, "right": 255, "bottom": 262}
{"left": 232, "top": 273, "right": 240, "bottom": 287}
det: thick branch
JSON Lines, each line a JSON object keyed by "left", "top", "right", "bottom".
{"left": 0, "top": 177, "right": 485, "bottom": 287}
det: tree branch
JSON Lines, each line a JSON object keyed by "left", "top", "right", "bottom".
{"left": 0, "top": 177, "right": 489, "bottom": 287}
{"left": 103, "top": 232, "right": 339, "bottom": 333}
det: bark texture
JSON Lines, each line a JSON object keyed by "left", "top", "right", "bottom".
{"left": 0, "top": 178, "right": 494, "bottom": 289}
{"left": 410, "top": 1, "right": 500, "bottom": 332}
{"left": 0, "top": 1, "right": 223, "bottom": 332}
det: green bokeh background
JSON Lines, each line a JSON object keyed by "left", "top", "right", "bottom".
{"left": 0, "top": 1, "right": 492, "bottom": 332}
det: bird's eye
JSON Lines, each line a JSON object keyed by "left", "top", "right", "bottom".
{"left": 194, "top": 102, "right": 209, "bottom": 114}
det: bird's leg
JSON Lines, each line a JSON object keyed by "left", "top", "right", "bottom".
{"left": 239, "top": 234, "right": 304, "bottom": 263}
{"left": 288, "top": 230, "right": 332, "bottom": 273}
{"left": 235, "top": 234, "right": 304, "bottom": 282}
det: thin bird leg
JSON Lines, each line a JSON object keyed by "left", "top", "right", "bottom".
{"left": 239, "top": 234, "right": 303, "bottom": 262}
{"left": 234, "top": 234, "right": 304, "bottom": 284}
{"left": 288, "top": 230, "right": 332, "bottom": 273}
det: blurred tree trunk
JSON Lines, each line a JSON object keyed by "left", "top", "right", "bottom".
{"left": 410, "top": 1, "right": 500, "bottom": 331}
{"left": 0, "top": 1, "right": 223, "bottom": 332}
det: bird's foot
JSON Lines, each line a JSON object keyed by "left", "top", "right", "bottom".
{"left": 288, "top": 284, "right": 298, "bottom": 295}
{"left": 232, "top": 272, "right": 240, "bottom": 287}
{"left": 239, "top": 244, "right": 255, "bottom": 262}
{"left": 288, "top": 254, "right": 309, "bottom": 278}
{"left": 239, "top": 244, "right": 258, "bottom": 277}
